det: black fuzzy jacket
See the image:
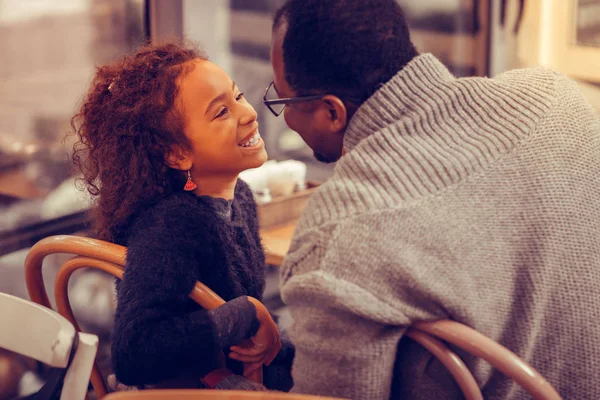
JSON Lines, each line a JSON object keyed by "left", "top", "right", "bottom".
{"left": 111, "top": 180, "right": 267, "bottom": 386}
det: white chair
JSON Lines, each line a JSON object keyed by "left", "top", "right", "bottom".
{"left": 0, "top": 292, "right": 98, "bottom": 400}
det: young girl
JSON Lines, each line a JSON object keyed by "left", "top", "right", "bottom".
{"left": 71, "top": 42, "right": 292, "bottom": 391}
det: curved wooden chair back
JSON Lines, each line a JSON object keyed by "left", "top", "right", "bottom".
{"left": 408, "top": 321, "right": 562, "bottom": 400}
{"left": 405, "top": 328, "right": 483, "bottom": 400}
{"left": 103, "top": 389, "right": 348, "bottom": 399}
{"left": 25, "top": 235, "right": 261, "bottom": 399}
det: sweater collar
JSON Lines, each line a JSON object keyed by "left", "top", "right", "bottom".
{"left": 297, "top": 55, "right": 558, "bottom": 230}
{"left": 343, "top": 54, "right": 454, "bottom": 153}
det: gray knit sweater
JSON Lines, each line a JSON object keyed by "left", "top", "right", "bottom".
{"left": 280, "top": 54, "right": 600, "bottom": 400}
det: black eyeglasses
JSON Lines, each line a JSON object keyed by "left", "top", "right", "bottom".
{"left": 263, "top": 81, "right": 323, "bottom": 117}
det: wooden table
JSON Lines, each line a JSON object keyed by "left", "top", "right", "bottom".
{"left": 260, "top": 222, "right": 296, "bottom": 266}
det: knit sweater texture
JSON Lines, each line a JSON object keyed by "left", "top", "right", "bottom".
{"left": 281, "top": 54, "right": 600, "bottom": 399}
{"left": 111, "top": 180, "right": 266, "bottom": 385}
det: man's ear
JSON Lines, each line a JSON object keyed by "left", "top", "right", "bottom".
{"left": 165, "top": 146, "right": 192, "bottom": 171}
{"left": 318, "top": 95, "right": 348, "bottom": 134}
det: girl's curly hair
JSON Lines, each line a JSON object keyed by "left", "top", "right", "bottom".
{"left": 71, "top": 42, "right": 206, "bottom": 242}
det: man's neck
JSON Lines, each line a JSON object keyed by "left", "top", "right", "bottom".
{"left": 193, "top": 175, "right": 238, "bottom": 200}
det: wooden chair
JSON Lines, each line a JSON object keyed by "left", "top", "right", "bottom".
{"left": 0, "top": 292, "right": 98, "bottom": 400}
{"left": 24, "top": 235, "right": 262, "bottom": 400}
{"left": 404, "top": 328, "right": 483, "bottom": 400}
{"left": 407, "top": 321, "right": 562, "bottom": 400}
{"left": 103, "top": 389, "right": 348, "bottom": 399}
{"left": 24, "top": 236, "right": 561, "bottom": 399}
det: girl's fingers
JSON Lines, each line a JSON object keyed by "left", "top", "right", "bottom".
{"left": 229, "top": 352, "right": 268, "bottom": 363}
{"left": 230, "top": 344, "right": 265, "bottom": 356}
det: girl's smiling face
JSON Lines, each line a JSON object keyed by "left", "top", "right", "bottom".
{"left": 175, "top": 59, "right": 267, "bottom": 179}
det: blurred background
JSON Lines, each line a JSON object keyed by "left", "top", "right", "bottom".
{"left": 0, "top": 0, "right": 598, "bottom": 395}
{"left": 3, "top": 0, "right": 599, "bottom": 265}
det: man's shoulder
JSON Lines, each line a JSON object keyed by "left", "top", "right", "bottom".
{"left": 292, "top": 171, "right": 379, "bottom": 230}
{"left": 493, "top": 65, "right": 564, "bottom": 81}
{"left": 493, "top": 67, "right": 596, "bottom": 125}
{"left": 281, "top": 211, "right": 443, "bottom": 322}
{"left": 490, "top": 66, "right": 566, "bottom": 101}
{"left": 284, "top": 209, "right": 398, "bottom": 274}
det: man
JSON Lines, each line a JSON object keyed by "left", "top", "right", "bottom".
{"left": 265, "top": 1, "right": 600, "bottom": 399}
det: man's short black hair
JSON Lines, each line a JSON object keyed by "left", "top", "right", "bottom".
{"left": 273, "top": 0, "right": 418, "bottom": 104}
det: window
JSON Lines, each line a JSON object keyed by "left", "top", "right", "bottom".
{"left": 0, "top": 0, "right": 146, "bottom": 257}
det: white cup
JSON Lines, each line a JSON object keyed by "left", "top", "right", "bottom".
{"left": 277, "top": 160, "right": 307, "bottom": 191}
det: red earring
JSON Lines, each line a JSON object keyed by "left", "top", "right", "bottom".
{"left": 184, "top": 170, "right": 197, "bottom": 191}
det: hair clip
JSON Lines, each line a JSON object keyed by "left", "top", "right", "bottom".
{"left": 108, "top": 79, "right": 117, "bottom": 93}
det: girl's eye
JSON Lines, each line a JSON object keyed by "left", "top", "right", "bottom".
{"left": 216, "top": 107, "right": 229, "bottom": 118}
{"left": 236, "top": 92, "right": 245, "bottom": 101}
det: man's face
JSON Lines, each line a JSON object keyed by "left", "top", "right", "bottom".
{"left": 270, "top": 23, "right": 344, "bottom": 163}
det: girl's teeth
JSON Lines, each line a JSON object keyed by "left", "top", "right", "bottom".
{"left": 241, "top": 133, "right": 260, "bottom": 147}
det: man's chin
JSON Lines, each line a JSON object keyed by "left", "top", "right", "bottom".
{"left": 313, "top": 151, "right": 339, "bottom": 164}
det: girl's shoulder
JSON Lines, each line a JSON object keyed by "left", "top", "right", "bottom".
{"left": 141, "top": 191, "right": 206, "bottom": 219}
{"left": 126, "top": 192, "right": 213, "bottom": 242}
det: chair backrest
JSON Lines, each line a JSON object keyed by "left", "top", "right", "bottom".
{"left": 103, "top": 389, "right": 348, "bottom": 399}
{"left": 405, "top": 328, "right": 483, "bottom": 400}
{"left": 0, "top": 292, "right": 98, "bottom": 400}
{"left": 411, "top": 320, "right": 562, "bottom": 400}
{"left": 24, "top": 235, "right": 261, "bottom": 399}
{"left": 0, "top": 291, "right": 74, "bottom": 366}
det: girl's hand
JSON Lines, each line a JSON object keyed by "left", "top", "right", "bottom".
{"left": 228, "top": 297, "right": 281, "bottom": 373}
